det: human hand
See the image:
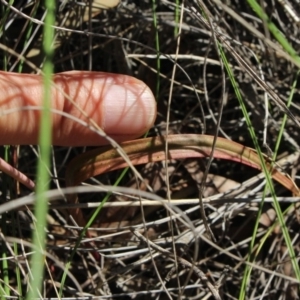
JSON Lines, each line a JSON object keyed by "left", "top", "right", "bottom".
{"left": 0, "top": 71, "right": 156, "bottom": 146}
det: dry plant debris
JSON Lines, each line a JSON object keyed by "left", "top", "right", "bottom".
{"left": 1, "top": 0, "right": 300, "bottom": 299}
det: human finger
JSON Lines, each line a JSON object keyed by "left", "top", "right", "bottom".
{"left": 0, "top": 71, "right": 156, "bottom": 146}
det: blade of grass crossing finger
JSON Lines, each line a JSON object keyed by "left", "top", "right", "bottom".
{"left": 219, "top": 45, "right": 300, "bottom": 296}
{"left": 26, "top": 0, "right": 55, "bottom": 298}
{"left": 247, "top": 0, "right": 300, "bottom": 66}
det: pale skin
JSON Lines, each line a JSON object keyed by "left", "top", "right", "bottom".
{"left": 0, "top": 71, "right": 157, "bottom": 146}
{"left": 0, "top": 71, "right": 157, "bottom": 188}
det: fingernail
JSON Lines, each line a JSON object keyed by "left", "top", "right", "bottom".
{"left": 101, "top": 78, "right": 156, "bottom": 135}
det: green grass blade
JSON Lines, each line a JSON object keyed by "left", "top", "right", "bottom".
{"left": 174, "top": 0, "right": 180, "bottom": 36}
{"left": 0, "top": 285, "right": 7, "bottom": 299}
{"left": 25, "top": 0, "right": 55, "bottom": 298}
{"left": 219, "top": 44, "right": 300, "bottom": 298}
{"left": 1, "top": 146, "right": 10, "bottom": 299}
{"left": 0, "top": 0, "right": 14, "bottom": 38}
{"left": 247, "top": 0, "right": 300, "bottom": 65}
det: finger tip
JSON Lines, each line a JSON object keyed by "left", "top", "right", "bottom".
{"left": 101, "top": 74, "right": 157, "bottom": 136}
